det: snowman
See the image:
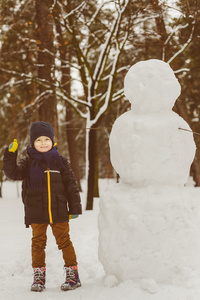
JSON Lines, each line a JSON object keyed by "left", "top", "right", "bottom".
{"left": 98, "top": 59, "right": 200, "bottom": 291}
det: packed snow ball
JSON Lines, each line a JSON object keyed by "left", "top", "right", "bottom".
{"left": 124, "top": 59, "right": 181, "bottom": 113}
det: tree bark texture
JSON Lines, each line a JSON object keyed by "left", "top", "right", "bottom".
{"left": 35, "top": 0, "right": 58, "bottom": 135}
{"left": 151, "top": 0, "right": 168, "bottom": 59}
{"left": 66, "top": 106, "right": 82, "bottom": 191}
{"left": 174, "top": 98, "right": 197, "bottom": 185}
{"left": 86, "top": 127, "right": 97, "bottom": 210}
{"left": 53, "top": 5, "right": 82, "bottom": 191}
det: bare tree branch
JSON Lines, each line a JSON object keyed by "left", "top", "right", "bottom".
{"left": 167, "top": 23, "right": 195, "bottom": 64}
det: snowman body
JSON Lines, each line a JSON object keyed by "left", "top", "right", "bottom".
{"left": 109, "top": 59, "right": 195, "bottom": 187}
{"left": 110, "top": 110, "right": 194, "bottom": 187}
{"left": 98, "top": 60, "right": 200, "bottom": 288}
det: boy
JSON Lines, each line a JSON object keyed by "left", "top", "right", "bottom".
{"left": 3, "top": 121, "right": 82, "bottom": 292}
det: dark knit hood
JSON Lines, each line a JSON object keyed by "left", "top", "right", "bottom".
{"left": 30, "top": 121, "right": 55, "bottom": 147}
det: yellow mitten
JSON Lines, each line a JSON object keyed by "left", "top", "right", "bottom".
{"left": 8, "top": 139, "right": 18, "bottom": 153}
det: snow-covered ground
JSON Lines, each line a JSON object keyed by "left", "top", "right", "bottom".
{"left": 1, "top": 180, "right": 200, "bottom": 300}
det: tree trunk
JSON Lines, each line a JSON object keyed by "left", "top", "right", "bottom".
{"left": 85, "top": 83, "right": 100, "bottom": 209}
{"left": 0, "top": 182, "right": 2, "bottom": 198}
{"left": 86, "top": 125, "right": 99, "bottom": 210}
{"left": 52, "top": 3, "right": 82, "bottom": 190}
{"left": 174, "top": 98, "right": 197, "bottom": 184}
{"left": 151, "top": 0, "right": 168, "bottom": 42}
{"left": 151, "top": 0, "right": 168, "bottom": 59}
{"left": 190, "top": 149, "right": 200, "bottom": 186}
{"left": 63, "top": 44, "right": 82, "bottom": 192}
{"left": 0, "top": 162, "right": 3, "bottom": 197}
{"left": 35, "top": 0, "right": 58, "bottom": 135}
{"left": 94, "top": 151, "right": 99, "bottom": 197}
{"left": 66, "top": 106, "right": 82, "bottom": 191}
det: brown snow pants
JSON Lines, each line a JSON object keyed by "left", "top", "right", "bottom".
{"left": 31, "top": 222, "right": 77, "bottom": 268}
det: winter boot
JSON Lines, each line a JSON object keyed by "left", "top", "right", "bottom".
{"left": 31, "top": 267, "right": 46, "bottom": 292}
{"left": 61, "top": 266, "right": 81, "bottom": 291}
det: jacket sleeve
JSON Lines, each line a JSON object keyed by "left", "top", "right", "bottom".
{"left": 3, "top": 147, "right": 28, "bottom": 181}
{"left": 61, "top": 156, "right": 82, "bottom": 215}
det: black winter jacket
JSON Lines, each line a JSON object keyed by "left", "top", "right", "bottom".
{"left": 3, "top": 148, "right": 82, "bottom": 227}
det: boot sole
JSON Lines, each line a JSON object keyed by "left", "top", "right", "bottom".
{"left": 61, "top": 282, "right": 81, "bottom": 291}
{"left": 31, "top": 285, "right": 45, "bottom": 292}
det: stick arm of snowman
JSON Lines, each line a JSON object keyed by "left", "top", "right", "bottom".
{"left": 179, "top": 127, "right": 200, "bottom": 137}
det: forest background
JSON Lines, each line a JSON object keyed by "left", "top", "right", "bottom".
{"left": 0, "top": 0, "right": 200, "bottom": 210}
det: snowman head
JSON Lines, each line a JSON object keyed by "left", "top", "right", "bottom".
{"left": 124, "top": 59, "right": 181, "bottom": 113}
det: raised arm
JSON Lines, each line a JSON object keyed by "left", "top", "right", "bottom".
{"left": 3, "top": 140, "right": 28, "bottom": 181}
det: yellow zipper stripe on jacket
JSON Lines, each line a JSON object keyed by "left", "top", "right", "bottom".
{"left": 47, "top": 168, "right": 53, "bottom": 224}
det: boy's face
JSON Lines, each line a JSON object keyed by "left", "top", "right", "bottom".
{"left": 34, "top": 136, "right": 53, "bottom": 152}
